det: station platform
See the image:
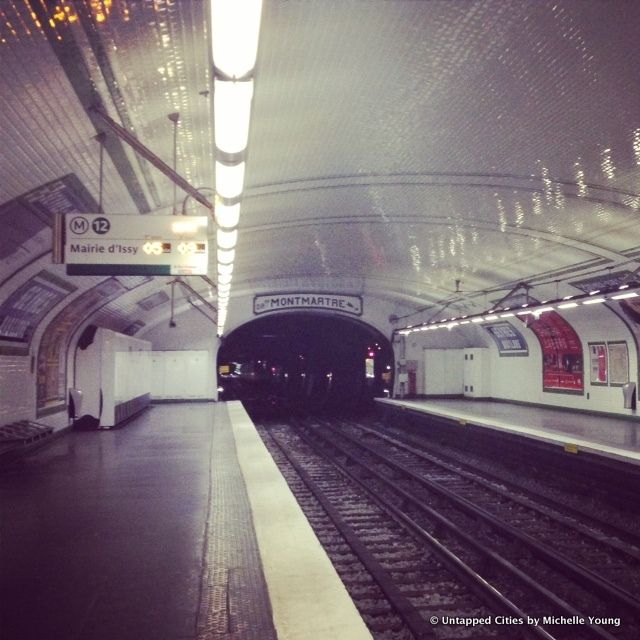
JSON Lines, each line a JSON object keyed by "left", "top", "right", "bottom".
{"left": 376, "top": 397, "right": 640, "bottom": 466}
{"left": 0, "top": 402, "right": 372, "bottom": 640}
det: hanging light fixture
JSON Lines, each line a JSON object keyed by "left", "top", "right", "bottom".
{"left": 210, "top": 0, "right": 263, "bottom": 80}
{"left": 213, "top": 79, "right": 254, "bottom": 154}
{"left": 396, "top": 284, "right": 640, "bottom": 335}
{"left": 210, "top": 0, "right": 263, "bottom": 336}
{"left": 215, "top": 161, "right": 245, "bottom": 200}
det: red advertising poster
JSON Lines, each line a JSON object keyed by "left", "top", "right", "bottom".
{"left": 589, "top": 343, "right": 608, "bottom": 385}
{"left": 524, "top": 312, "right": 583, "bottom": 393}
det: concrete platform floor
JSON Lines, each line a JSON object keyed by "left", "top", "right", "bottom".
{"left": 377, "top": 397, "right": 640, "bottom": 464}
{"left": 0, "top": 403, "right": 275, "bottom": 640}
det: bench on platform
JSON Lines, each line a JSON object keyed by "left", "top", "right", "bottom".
{"left": 0, "top": 420, "right": 54, "bottom": 459}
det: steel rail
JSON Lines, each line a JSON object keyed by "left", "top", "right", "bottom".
{"left": 265, "top": 429, "right": 436, "bottom": 640}
{"left": 291, "top": 425, "right": 603, "bottom": 640}
{"left": 295, "top": 425, "right": 625, "bottom": 640}
{"left": 317, "top": 422, "right": 640, "bottom": 617}
{"left": 343, "top": 419, "right": 640, "bottom": 558}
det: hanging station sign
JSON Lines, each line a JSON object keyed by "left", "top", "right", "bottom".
{"left": 253, "top": 293, "right": 363, "bottom": 316}
{"left": 59, "top": 214, "right": 208, "bottom": 276}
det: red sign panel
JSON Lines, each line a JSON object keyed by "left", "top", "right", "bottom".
{"left": 524, "top": 312, "right": 583, "bottom": 393}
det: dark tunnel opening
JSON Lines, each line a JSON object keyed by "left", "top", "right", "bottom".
{"left": 217, "top": 313, "right": 394, "bottom": 418}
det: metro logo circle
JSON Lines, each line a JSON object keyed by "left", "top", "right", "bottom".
{"left": 69, "top": 216, "right": 89, "bottom": 234}
{"left": 92, "top": 217, "right": 111, "bottom": 234}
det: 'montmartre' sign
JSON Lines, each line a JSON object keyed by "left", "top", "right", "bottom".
{"left": 254, "top": 293, "right": 363, "bottom": 316}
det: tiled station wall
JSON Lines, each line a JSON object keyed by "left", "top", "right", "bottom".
{"left": 141, "top": 308, "right": 218, "bottom": 401}
{"left": 150, "top": 350, "right": 213, "bottom": 400}
{"left": 1, "top": 306, "right": 221, "bottom": 428}
{"left": 0, "top": 354, "right": 32, "bottom": 424}
{"left": 401, "top": 305, "right": 639, "bottom": 416}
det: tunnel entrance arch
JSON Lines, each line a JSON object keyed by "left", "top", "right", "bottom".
{"left": 217, "top": 312, "right": 393, "bottom": 416}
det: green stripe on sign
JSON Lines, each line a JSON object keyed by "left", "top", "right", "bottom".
{"left": 66, "top": 264, "right": 171, "bottom": 276}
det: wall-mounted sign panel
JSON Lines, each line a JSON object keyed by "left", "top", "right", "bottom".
{"left": 608, "top": 342, "right": 629, "bottom": 386}
{"left": 63, "top": 214, "right": 208, "bottom": 276}
{"left": 570, "top": 271, "right": 640, "bottom": 387}
{"left": 254, "top": 293, "right": 363, "bottom": 316}
{"left": 484, "top": 321, "right": 528, "bottom": 357}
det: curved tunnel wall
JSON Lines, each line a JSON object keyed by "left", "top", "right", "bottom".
{"left": 400, "top": 302, "right": 638, "bottom": 416}
{"left": 0, "top": 253, "right": 159, "bottom": 428}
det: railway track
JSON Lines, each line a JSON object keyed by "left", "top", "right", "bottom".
{"left": 258, "top": 420, "right": 635, "bottom": 640}
{"left": 381, "top": 410, "right": 640, "bottom": 513}
{"left": 297, "top": 417, "right": 640, "bottom": 639}
{"left": 259, "top": 422, "right": 535, "bottom": 640}
{"left": 339, "top": 417, "right": 640, "bottom": 555}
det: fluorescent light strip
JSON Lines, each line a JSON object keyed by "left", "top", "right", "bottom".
{"left": 218, "top": 262, "right": 234, "bottom": 276}
{"left": 217, "top": 248, "right": 235, "bottom": 264}
{"left": 217, "top": 228, "right": 238, "bottom": 250}
{"left": 214, "top": 79, "right": 254, "bottom": 154}
{"left": 210, "top": 0, "right": 263, "bottom": 79}
{"left": 215, "top": 202, "right": 240, "bottom": 229}
{"left": 210, "top": 3, "right": 265, "bottom": 336}
{"left": 215, "top": 162, "right": 245, "bottom": 200}
{"left": 395, "top": 285, "right": 640, "bottom": 336}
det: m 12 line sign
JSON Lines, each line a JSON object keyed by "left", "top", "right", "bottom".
{"left": 62, "top": 214, "right": 208, "bottom": 276}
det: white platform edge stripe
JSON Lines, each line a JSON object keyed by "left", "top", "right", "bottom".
{"left": 227, "top": 401, "right": 374, "bottom": 640}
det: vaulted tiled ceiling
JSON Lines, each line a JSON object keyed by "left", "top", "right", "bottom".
{"left": 1, "top": 0, "right": 639, "bottom": 333}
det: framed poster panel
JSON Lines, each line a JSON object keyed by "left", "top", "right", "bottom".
{"left": 524, "top": 311, "right": 583, "bottom": 394}
{"left": 571, "top": 271, "right": 640, "bottom": 392}
{"left": 588, "top": 343, "right": 608, "bottom": 385}
{"left": 607, "top": 342, "right": 629, "bottom": 386}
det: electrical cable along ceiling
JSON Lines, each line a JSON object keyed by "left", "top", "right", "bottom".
{"left": 0, "top": 1, "right": 639, "bottom": 337}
